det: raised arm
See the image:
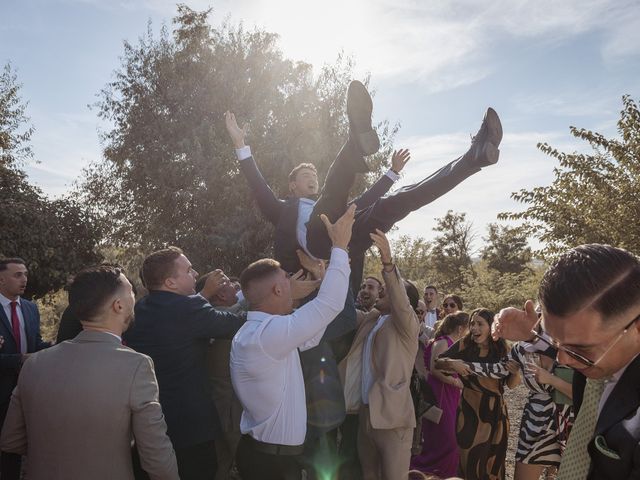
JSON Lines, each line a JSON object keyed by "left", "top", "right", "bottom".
{"left": 225, "top": 111, "right": 284, "bottom": 225}
{"left": 351, "top": 149, "right": 410, "bottom": 209}
{"left": 370, "top": 229, "right": 420, "bottom": 342}
{"left": 260, "top": 205, "right": 355, "bottom": 359}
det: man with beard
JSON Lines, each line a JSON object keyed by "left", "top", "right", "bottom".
{"left": 357, "top": 277, "right": 384, "bottom": 312}
{"left": 339, "top": 230, "right": 421, "bottom": 480}
{"left": 0, "top": 265, "right": 179, "bottom": 480}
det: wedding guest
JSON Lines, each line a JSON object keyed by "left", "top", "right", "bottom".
{"left": 230, "top": 205, "right": 355, "bottom": 480}
{"left": 339, "top": 229, "right": 421, "bottom": 480}
{"left": 0, "top": 265, "right": 179, "bottom": 480}
{"left": 437, "top": 308, "right": 519, "bottom": 480}
{"left": 441, "top": 294, "right": 463, "bottom": 316}
{"left": 410, "top": 312, "right": 468, "bottom": 478}
{"left": 0, "top": 257, "right": 50, "bottom": 479}
{"left": 125, "top": 248, "right": 244, "bottom": 480}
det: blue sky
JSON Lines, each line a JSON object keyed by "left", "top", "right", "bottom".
{"left": 2, "top": 0, "right": 640, "bottom": 251}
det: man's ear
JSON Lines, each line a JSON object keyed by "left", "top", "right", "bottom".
{"left": 164, "top": 276, "right": 178, "bottom": 291}
{"left": 379, "top": 286, "right": 385, "bottom": 298}
{"left": 289, "top": 181, "right": 297, "bottom": 194}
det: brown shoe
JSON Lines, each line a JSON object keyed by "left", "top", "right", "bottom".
{"left": 467, "top": 107, "right": 502, "bottom": 167}
{"left": 347, "top": 80, "right": 380, "bottom": 159}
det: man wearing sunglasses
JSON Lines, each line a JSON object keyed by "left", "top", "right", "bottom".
{"left": 492, "top": 243, "right": 640, "bottom": 480}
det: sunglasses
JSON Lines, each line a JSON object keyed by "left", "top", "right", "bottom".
{"left": 443, "top": 302, "right": 458, "bottom": 308}
{"left": 530, "top": 313, "right": 640, "bottom": 368}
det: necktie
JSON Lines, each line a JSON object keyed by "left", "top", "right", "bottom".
{"left": 557, "top": 377, "right": 606, "bottom": 480}
{"left": 9, "top": 301, "right": 23, "bottom": 354}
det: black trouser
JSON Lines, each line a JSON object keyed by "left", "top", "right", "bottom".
{"left": 175, "top": 441, "right": 217, "bottom": 480}
{"left": 306, "top": 136, "right": 480, "bottom": 289}
{"left": 236, "top": 435, "right": 302, "bottom": 480}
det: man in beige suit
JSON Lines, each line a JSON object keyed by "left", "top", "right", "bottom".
{"left": 340, "top": 229, "right": 421, "bottom": 480}
{"left": 0, "top": 265, "right": 179, "bottom": 480}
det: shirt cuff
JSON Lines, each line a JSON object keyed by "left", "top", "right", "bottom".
{"left": 330, "top": 247, "right": 349, "bottom": 265}
{"left": 385, "top": 169, "right": 400, "bottom": 182}
{"left": 236, "top": 146, "right": 252, "bottom": 161}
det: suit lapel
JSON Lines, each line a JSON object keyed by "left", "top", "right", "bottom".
{"left": 20, "top": 301, "right": 34, "bottom": 351}
{"left": 0, "top": 306, "right": 13, "bottom": 339}
{"left": 595, "top": 354, "right": 640, "bottom": 435}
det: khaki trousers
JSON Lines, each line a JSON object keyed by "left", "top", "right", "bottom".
{"left": 358, "top": 405, "right": 413, "bottom": 480}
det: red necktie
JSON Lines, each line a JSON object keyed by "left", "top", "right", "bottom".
{"left": 9, "top": 301, "right": 22, "bottom": 354}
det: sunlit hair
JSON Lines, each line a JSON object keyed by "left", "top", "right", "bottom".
{"left": 461, "top": 307, "right": 508, "bottom": 358}
{"left": 288, "top": 163, "right": 317, "bottom": 183}
{"left": 539, "top": 243, "right": 640, "bottom": 321}
{"left": 141, "top": 246, "right": 183, "bottom": 290}
{"left": 239, "top": 258, "right": 281, "bottom": 294}
{"left": 433, "top": 311, "right": 469, "bottom": 339}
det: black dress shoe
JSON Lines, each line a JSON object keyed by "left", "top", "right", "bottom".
{"left": 347, "top": 80, "right": 380, "bottom": 159}
{"left": 466, "top": 107, "right": 503, "bottom": 167}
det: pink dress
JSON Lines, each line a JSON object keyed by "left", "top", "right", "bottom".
{"left": 410, "top": 335, "right": 460, "bottom": 478}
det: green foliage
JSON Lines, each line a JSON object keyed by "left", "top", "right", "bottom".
{"left": 0, "top": 63, "right": 33, "bottom": 168}
{"left": 0, "top": 63, "right": 102, "bottom": 298}
{"left": 481, "top": 223, "right": 532, "bottom": 274}
{"left": 430, "top": 210, "right": 474, "bottom": 292}
{"left": 501, "top": 95, "right": 640, "bottom": 258}
{"left": 78, "top": 5, "right": 396, "bottom": 276}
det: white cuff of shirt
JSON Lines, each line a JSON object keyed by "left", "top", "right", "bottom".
{"left": 385, "top": 169, "right": 400, "bottom": 182}
{"left": 236, "top": 146, "right": 252, "bottom": 161}
{"left": 330, "top": 247, "right": 349, "bottom": 265}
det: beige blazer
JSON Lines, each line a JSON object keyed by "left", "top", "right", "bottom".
{"left": 339, "top": 266, "right": 420, "bottom": 429}
{"left": 0, "top": 330, "right": 179, "bottom": 480}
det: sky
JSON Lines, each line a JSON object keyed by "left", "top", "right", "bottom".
{"left": 2, "top": 0, "right": 640, "bottom": 253}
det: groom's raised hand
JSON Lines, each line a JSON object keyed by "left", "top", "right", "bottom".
{"left": 224, "top": 111, "right": 248, "bottom": 149}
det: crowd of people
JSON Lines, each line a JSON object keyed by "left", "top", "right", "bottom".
{"left": 0, "top": 79, "right": 639, "bottom": 480}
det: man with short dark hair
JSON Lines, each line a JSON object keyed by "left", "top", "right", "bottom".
{"left": 422, "top": 285, "right": 440, "bottom": 339}
{"left": 339, "top": 230, "right": 421, "bottom": 480}
{"left": 125, "top": 247, "right": 244, "bottom": 480}
{"left": 0, "top": 257, "right": 49, "bottom": 479}
{"left": 226, "top": 81, "right": 502, "bottom": 292}
{"left": 230, "top": 205, "right": 355, "bottom": 480}
{"left": 0, "top": 265, "right": 179, "bottom": 480}
{"left": 357, "top": 277, "right": 383, "bottom": 312}
{"left": 493, "top": 243, "right": 640, "bottom": 480}
{"left": 196, "top": 271, "right": 245, "bottom": 480}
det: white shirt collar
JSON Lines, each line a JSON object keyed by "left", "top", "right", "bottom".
{"left": 0, "top": 292, "right": 20, "bottom": 308}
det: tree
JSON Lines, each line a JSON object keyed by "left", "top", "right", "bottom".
{"left": 481, "top": 223, "right": 532, "bottom": 275}
{"left": 0, "top": 63, "right": 102, "bottom": 298}
{"left": 79, "top": 5, "right": 396, "bottom": 275}
{"left": 501, "top": 95, "right": 640, "bottom": 257}
{"left": 429, "top": 210, "right": 474, "bottom": 292}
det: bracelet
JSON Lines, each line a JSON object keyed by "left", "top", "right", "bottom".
{"left": 382, "top": 259, "right": 394, "bottom": 266}
{"left": 391, "top": 168, "right": 399, "bottom": 175}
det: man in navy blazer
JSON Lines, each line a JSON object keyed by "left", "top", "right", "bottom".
{"left": 225, "top": 81, "right": 502, "bottom": 292}
{"left": 493, "top": 244, "right": 640, "bottom": 480}
{"left": 124, "top": 247, "right": 244, "bottom": 480}
{"left": 0, "top": 257, "right": 50, "bottom": 479}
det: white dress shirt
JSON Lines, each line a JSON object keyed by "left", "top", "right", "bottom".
{"left": 237, "top": 146, "right": 400, "bottom": 258}
{"left": 0, "top": 293, "right": 27, "bottom": 353}
{"left": 230, "top": 248, "right": 350, "bottom": 446}
{"left": 361, "top": 314, "right": 389, "bottom": 404}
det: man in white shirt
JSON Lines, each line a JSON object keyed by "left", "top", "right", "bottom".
{"left": 230, "top": 204, "right": 355, "bottom": 480}
{"left": 492, "top": 244, "right": 640, "bottom": 480}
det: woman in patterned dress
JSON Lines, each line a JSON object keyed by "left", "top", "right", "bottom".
{"left": 437, "top": 308, "right": 520, "bottom": 480}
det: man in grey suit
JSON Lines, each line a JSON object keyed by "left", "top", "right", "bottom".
{"left": 0, "top": 265, "right": 179, "bottom": 480}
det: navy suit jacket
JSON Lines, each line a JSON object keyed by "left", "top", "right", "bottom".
{"left": 239, "top": 155, "right": 394, "bottom": 273}
{"left": 124, "top": 291, "right": 244, "bottom": 449}
{"left": 573, "top": 354, "right": 640, "bottom": 479}
{"left": 0, "top": 298, "right": 50, "bottom": 418}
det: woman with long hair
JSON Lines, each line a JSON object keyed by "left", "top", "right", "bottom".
{"left": 441, "top": 294, "right": 463, "bottom": 317}
{"left": 410, "top": 312, "right": 469, "bottom": 478}
{"left": 436, "top": 308, "right": 519, "bottom": 480}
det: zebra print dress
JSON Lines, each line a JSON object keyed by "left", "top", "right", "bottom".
{"left": 465, "top": 343, "right": 575, "bottom": 466}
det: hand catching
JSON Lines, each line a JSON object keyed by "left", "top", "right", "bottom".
{"left": 320, "top": 204, "right": 356, "bottom": 250}
{"left": 224, "top": 111, "right": 248, "bottom": 149}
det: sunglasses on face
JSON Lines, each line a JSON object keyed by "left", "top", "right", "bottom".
{"left": 530, "top": 313, "right": 640, "bottom": 368}
{"left": 443, "top": 302, "right": 457, "bottom": 308}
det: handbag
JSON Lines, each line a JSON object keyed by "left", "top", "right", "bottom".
{"left": 551, "top": 365, "right": 574, "bottom": 405}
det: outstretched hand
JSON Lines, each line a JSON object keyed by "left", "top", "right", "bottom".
{"left": 320, "top": 204, "right": 356, "bottom": 250}
{"left": 296, "top": 250, "right": 326, "bottom": 280}
{"left": 391, "top": 149, "right": 411, "bottom": 173}
{"left": 289, "top": 270, "right": 321, "bottom": 300}
{"left": 199, "top": 269, "right": 230, "bottom": 300}
{"left": 224, "top": 111, "right": 248, "bottom": 149}
{"left": 492, "top": 300, "right": 538, "bottom": 341}
{"left": 370, "top": 229, "right": 392, "bottom": 265}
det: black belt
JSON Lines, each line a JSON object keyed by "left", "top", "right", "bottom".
{"left": 243, "top": 435, "right": 304, "bottom": 456}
